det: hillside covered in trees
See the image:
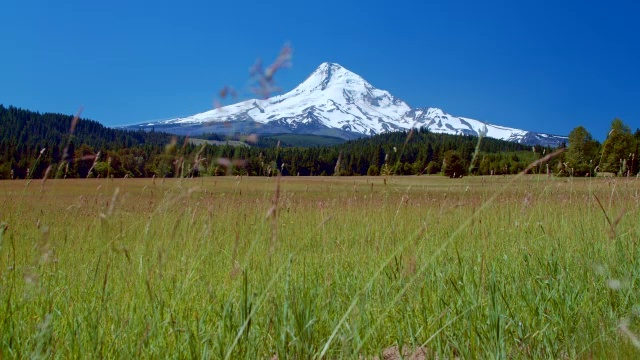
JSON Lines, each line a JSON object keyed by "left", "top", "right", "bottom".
{"left": 4, "top": 104, "right": 634, "bottom": 179}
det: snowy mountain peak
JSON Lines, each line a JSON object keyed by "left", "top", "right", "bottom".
{"left": 298, "top": 62, "right": 375, "bottom": 93}
{"left": 130, "top": 62, "right": 567, "bottom": 146}
{"left": 313, "top": 62, "right": 349, "bottom": 81}
{"left": 314, "top": 62, "right": 346, "bottom": 77}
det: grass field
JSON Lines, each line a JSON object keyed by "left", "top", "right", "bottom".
{"left": 1, "top": 175, "right": 640, "bottom": 358}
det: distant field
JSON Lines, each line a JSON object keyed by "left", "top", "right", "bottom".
{"left": 188, "top": 134, "right": 347, "bottom": 148}
{"left": 263, "top": 134, "right": 347, "bottom": 147}
{"left": 189, "top": 138, "right": 249, "bottom": 147}
{"left": 1, "top": 175, "right": 639, "bottom": 358}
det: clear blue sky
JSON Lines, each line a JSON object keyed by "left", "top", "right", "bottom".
{"left": 1, "top": 0, "right": 638, "bottom": 140}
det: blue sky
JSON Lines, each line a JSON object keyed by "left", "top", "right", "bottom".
{"left": 1, "top": 0, "right": 638, "bottom": 140}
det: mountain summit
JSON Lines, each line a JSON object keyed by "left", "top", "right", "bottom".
{"left": 131, "top": 63, "right": 567, "bottom": 146}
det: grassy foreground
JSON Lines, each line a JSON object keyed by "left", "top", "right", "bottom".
{"left": 1, "top": 175, "right": 640, "bottom": 358}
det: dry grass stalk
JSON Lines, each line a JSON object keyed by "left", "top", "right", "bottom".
{"left": 593, "top": 193, "right": 626, "bottom": 239}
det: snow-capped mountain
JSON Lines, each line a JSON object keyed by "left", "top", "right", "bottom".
{"left": 130, "top": 62, "right": 567, "bottom": 146}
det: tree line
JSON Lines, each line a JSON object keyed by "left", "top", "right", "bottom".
{"left": 563, "top": 119, "right": 640, "bottom": 176}
{"left": 5, "top": 104, "right": 637, "bottom": 179}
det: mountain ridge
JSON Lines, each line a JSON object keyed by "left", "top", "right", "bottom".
{"left": 128, "top": 62, "right": 567, "bottom": 147}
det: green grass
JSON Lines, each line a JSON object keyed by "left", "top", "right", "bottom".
{"left": 1, "top": 175, "right": 639, "bottom": 358}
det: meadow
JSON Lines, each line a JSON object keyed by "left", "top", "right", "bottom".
{"left": 1, "top": 174, "right": 639, "bottom": 358}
